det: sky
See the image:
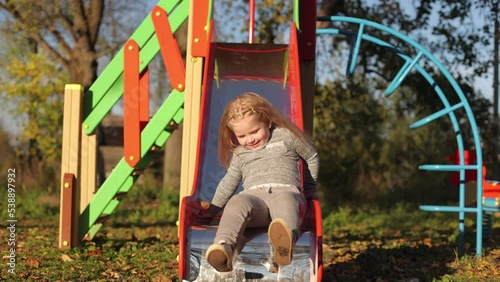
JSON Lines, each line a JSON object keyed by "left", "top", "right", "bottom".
{"left": 396, "top": 0, "right": 496, "bottom": 105}
{"left": 1, "top": 0, "right": 497, "bottom": 136}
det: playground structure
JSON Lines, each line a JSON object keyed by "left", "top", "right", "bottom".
{"left": 448, "top": 149, "right": 500, "bottom": 239}
{"left": 58, "top": 0, "right": 499, "bottom": 280}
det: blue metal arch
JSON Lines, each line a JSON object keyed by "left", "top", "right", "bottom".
{"left": 316, "top": 16, "right": 485, "bottom": 256}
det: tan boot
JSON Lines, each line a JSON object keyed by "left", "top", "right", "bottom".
{"left": 268, "top": 218, "right": 293, "bottom": 266}
{"left": 206, "top": 242, "right": 234, "bottom": 272}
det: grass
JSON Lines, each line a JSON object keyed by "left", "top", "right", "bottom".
{"left": 1, "top": 188, "right": 499, "bottom": 281}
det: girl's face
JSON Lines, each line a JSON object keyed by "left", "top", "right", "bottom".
{"left": 230, "top": 114, "right": 271, "bottom": 151}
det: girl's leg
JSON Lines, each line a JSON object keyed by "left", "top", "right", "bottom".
{"left": 214, "top": 191, "right": 270, "bottom": 247}
{"left": 267, "top": 187, "right": 306, "bottom": 266}
{"left": 208, "top": 192, "right": 270, "bottom": 272}
{"left": 268, "top": 187, "right": 306, "bottom": 237}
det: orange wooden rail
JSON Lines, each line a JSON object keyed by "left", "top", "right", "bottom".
{"left": 152, "top": 6, "right": 186, "bottom": 91}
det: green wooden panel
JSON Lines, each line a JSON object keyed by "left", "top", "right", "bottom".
{"left": 79, "top": 90, "right": 184, "bottom": 240}
{"left": 86, "top": 176, "right": 136, "bottom": 239}
{"left": 155, "top": 108, "right": 184, "bottom": 147}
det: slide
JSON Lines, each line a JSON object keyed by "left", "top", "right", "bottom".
{"left": 178, "top": 40, "right": 322, "bottom": 281}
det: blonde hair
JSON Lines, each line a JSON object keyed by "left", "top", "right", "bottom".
{"left": 218, "top": 92, "right": 312, "bottom": 168}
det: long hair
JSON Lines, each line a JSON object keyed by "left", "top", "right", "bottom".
{"left": 218, "top": 92, "right": 312, "bottom": 168}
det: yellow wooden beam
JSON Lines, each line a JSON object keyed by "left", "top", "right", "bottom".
{"left": 59, "top": 84, "right": 83, "bottom": 248}
{"left": 80, "top": 132, "right": 97, "bottom": 213}
{"left": 179, "top": 0, "right": 204, "bottom": 210}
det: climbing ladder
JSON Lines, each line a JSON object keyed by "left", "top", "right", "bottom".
{"left": 317, "top": 16, "right": 487, "bottom": 257}
{"left": 59, "top": 0, "right": 189, "bottom": 248}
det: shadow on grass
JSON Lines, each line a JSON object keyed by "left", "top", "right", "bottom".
{"left": 93, "top": 235, "right": 163, "bottom": 251}
{"left": 108, "top": 221, "right": 177, "bottom": 228}
{"left": 323, "top": 244, "right": 457, "bottom": 281}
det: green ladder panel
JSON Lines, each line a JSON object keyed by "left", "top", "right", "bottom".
{"left": 77, "top": 0, "right": 190, "bottom": 240}
{"left": 82, "top": 0, "right": 189, "bottom": 135}
{"left": 80, "top": 90, "right": 184, "bottom": 240}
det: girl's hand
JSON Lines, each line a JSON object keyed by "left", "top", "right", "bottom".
{"left": 198, "top": 203, "right": 222, "bottom": 218}
{"left": 207, "top": 203, "right": 223, "bottom": 216}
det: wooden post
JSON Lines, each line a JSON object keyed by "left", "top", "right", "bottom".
{"left": 80, "top": 131, "right": 97, "bottom": 213}
{"left": 179, "top": 0, "right": 210, "bottom": 207}
{"left": 59, "top": 84, "right": 83, "bottom": 248}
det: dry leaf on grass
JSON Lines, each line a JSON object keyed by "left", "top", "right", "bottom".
{"left": 102, "top": 269, "right": 121, "bottom": 279}
{"left": 61, "top": 254, "right": 73, "bottom": 262}
{"left": 87, "top": 249, "right": 102, "bottom": 257}
{"left": 152, "top": 273, "right": 172, "bottom": 282}
{"left": 27, "top": 257, "right": 40, "bottom": 268}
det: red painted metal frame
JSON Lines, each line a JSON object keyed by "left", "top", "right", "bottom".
{"left": 311, "top": 199, "right": 323, "bottom": 281}
{"left": 191, "top": 0, "right": 211, "bottom": 57}
{"left": 290, "top": 22, "right": 324, "bottom": 281}
{"left": 297, "top": 0, "right": 317, "bottom": 61}
{"left": 288, "top": 22, "right": 304, "bottom": 129}
{"left": 178, "top": 19, "right": 216, "bottom": 280}
{"left": 191, "top": 20, "right": 216, "bottom": 199}
{"left": 177, "top": 1, "right": 321, "bottom": 279}
{"left": 248, "top": 0, "right": 256, "bottom": 43}
{"left": 124, "top": 40, "right": 141, "bottom": 167}
{"left": 152, "top": 6, "right": 186, "bottom": 92}
{"left": 449, "top": 150, "right": 500, "bottom": 201}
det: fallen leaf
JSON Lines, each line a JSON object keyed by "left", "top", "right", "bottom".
{"left": 61, "top": 254, "right": 73, "bottom": 262}
{"left": 152, "top": 274, "right": 172, "bottom": 282}
{"left": 27, "top": 257, "right": 40, "bottom": 268}
{"left": 88, "top": 249, "right": 102, "bottom": 257}
{"left": 423, "top": 238, "right": 433, "bottom": 247}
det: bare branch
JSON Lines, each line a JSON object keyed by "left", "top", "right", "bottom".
{"left": 31, "top": 33, "right": 69, "bottom": 68}
{"left": 48, "top": 27, "right": 73, "bottom": 56}
{"left": 87, "top": 0, "right": 104, "bottom": 46}
{"left": 70, "top": 0, "right": 88, "bottom": 37}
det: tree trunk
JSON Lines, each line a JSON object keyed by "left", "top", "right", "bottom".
{"left": 493, "top": 1, "right": 499, "bottom": 179}
{"left": 316, "top": 0, "right": 346, "bottom": 29}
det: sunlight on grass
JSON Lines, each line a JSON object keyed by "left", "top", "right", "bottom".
{"left": 1, "top": 187, "right": 499, "bottom": 281}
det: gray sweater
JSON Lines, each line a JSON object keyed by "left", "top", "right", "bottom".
{"left": 211, "top": 127, "right": 319, "bottom": 208}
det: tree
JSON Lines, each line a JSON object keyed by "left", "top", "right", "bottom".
{"left": 0, "top": 0, "right": 157, "bottom": 187}
{"left": 0, "top": 0, "right": 105, "bottom": 88}
{"left": 302, "top": 0, "right": 498, "bottom": 208}
{"left": 0, "top": 50, "right": 68, "bottom": 163}
{"left": 0, "top": 0, "right": 106, "bottom": 172}
{"left": 414, "top": 0, "right": 500, "bottom": 178}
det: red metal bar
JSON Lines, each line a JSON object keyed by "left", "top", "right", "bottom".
{"left": 288, "top": 22, "right": 304, "bottom": 129}
{"left": 248, "top": 0, "right": 255, "bottom": 43}
{"left": 313, "top": 199, "right": 324, "bottom": 281}
{"left": 297, "top": 0, "right": 317, "bottom": 61}
{"left": 178, "top": 21, "right": 216, "bottom": 280}
{"left": 152, "top": 6, "right": 186, "bottom": 91}
{"left": 191, "top": 0, "right": 211, "bottom": 57}
{"left": 60, "top": 173, "right": 75, "bottom": 249}
{"left": 124, "top": 39, "right": 141, "bottom": 167}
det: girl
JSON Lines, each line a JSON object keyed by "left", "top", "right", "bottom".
{"left": 204, "top": 92, "right": 319, "bottom": 272}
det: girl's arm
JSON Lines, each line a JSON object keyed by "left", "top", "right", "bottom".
{"left": 210, "top": 156, "right": 242, "bottom": 209}
{"left": 303, "top": 154, "right": 319, "bottom": 200}
{"left": 288, "top": 130, "right": 319, "bottom": 195}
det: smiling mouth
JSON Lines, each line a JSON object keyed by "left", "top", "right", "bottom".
{"left": 248, "top": 141, "right": 260, "bottom": 148}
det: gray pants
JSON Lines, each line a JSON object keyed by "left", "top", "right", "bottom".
{"left": 214, "top": 185, "right": 307, "bottom": 248}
